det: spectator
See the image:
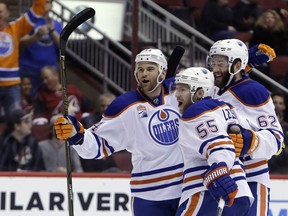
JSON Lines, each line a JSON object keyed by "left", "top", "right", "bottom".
{"left": 272, "top": 91, "right": 288, "bottom": 124}
{"left": 249, "top": 9, "right": 288, "bottom": 78}
{"left": 0, "top": 0, "right": 46, "bottom": 122}
{"left": 38, "top": 115, "right": 83, "bottom": 172}
{"left": 0, "top": 109, "right": 46, "bottom": 171}
{"left": 81, "top": 92, "right": 116, "bottom": 128}
{"left": 201, "top": 0, "right": 237, "bottom": 41}
{"left": 20, "top": 76, "right": 35, "bottom": 111}
{"left": 20, "top": 0, "right": 62, "bottom": 98}
{"left": 250, "top": 9, "right": 288, "bottom": 56}
{"left": 34, "top": 65, "right": 92, "bottom": 122}
{"left": 81, "top": 92, "right": 123, "bottom": 173}
{"left": 269, "top": 91, "right": 288, "bottom": 174}
{"left": 233, "top": 0, "right": 262, "bottom": 32}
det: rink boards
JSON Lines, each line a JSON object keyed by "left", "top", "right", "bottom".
{"left": 0, "top": 172, "right": 287, "bottom": 216}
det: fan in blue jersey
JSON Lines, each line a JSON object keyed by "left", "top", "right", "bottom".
{"left": 54, "top": 48, "right": 183, "bottom": 216}
{"left": 175, "top": 67, "right": 253, "bottom": 216}
{"left": 208, "top": 39, "right": 284, "bottom": 216}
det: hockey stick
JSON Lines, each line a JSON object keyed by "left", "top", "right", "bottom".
{"left": 217, "top": 197, "right": 225, "bottom": 216}
{"left": 59, "top": 7, "right": 95, "bottom": 216}
{"left": 166, "top": 46, "right": 185, "bottom": 79}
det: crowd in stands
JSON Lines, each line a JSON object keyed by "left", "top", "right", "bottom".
{"left": 0, "top": 0, "right": 132, "bottom": 173}
{"left": 154, "top": 0, "right": 288, "bottom": 85}
{"left": 0, "top": 0, "right": 288, "bottom": 174}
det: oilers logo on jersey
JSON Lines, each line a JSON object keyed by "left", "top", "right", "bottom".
{"left": 0, "top": 33, "right": 13, "bottom": 57}
{"left": 148, "top": 108, "right": 180, "bottom": 146}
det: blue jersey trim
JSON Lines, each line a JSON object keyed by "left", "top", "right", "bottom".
{"left": 199, "top": 135, "right": 231, "bottom": 155}
{"left": 209, "top": 147, "right": 235, "bottom": 155}
{"left": 246, "top": 168, "right": 269, "bottom": 178}
{"left": 182, "top": 183, "right": 204, "bottom": 192}
{"left": 182, "top": 98, "right": 230, "bottom": 119}
{"left": 234, "top": 176, "right": 246, "bottom": 181}
{"left": 229, "top": 77, "right": 270, "bottom": 106}
{"left": 0, "top": 70, "right": 19, "bottom": 78}
{"left": 131, "top": 179, "right": 183, "bottom": 193}
{"left": 131, "top": 163, "right": 184, "bottom": 177}
{"left": 104, "top": 90, "right": 145, "bottom": 117}
{"left": 105, "top": 79, "right": 176, "bottom": 117}
{"left": 183, "top": 165, "right": 209, "bottom": 176}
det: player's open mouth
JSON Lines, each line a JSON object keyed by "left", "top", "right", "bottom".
{"left": 178, "top": 101, "right": 183, "bottom": 107}
{"left": 214, "top": 73, "right": 222, "bottom": 79}
{"left": 214, "top": 76, "right": 222, "bottom": 82}
{"left": 142, "top": 80, "right": 149, "bottom": 83}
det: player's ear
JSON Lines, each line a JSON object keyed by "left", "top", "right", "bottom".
{"left": 195, "top": 88, "right": 205, "bottom": 101}
{"left": 159, "top": 69, "right": 167, "bottom": 81}
{"left": 232, "top": 60, "right": 241, "bottom": 74}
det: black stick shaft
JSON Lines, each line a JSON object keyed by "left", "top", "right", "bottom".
{"left": 60, "top": 55, "right": 74, "bottom": 216}
{"left": 59, "top": 7, "right": 95, "bottom": 216}
{"left": 166, "top": 46, "right": 185, "bottom": 79}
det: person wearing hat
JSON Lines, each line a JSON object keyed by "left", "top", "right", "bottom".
{"left": 0, "top": 109, "right": 46, "bottom": 171}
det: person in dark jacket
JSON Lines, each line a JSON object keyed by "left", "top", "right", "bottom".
{"left": 201, "top": 0, "right": 237, "bottom": 41}
{"left": 233, "top": 0, "right": 262, "bottom": 32}
{"left": 250, "top": 9, "right": 288, "bottom": 56}
{"left": 0, "top": 109, "right": 45, "bottom": 171}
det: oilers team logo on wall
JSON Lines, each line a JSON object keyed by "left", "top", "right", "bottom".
{"left": 0, "top": 33, "right": 13, "bottom": 57}
{"left": 148, "top": 108, "right": 180, "bottom": 146}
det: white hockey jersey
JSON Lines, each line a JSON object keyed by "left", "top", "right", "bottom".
{"left": 73, "top": 79, "right": 184, "bottom": 201}
{"left": 212, "top": 76, "right": 284, "bottom": 187}
{"left": 178, "top": 97, "right": 253, "bottom": 205}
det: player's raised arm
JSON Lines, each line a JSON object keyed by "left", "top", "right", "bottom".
{"left": 245, "top": 43, "right": 276, "bottom": 73}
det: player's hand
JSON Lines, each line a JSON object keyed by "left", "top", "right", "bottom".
{"left": 54, "top": 115, "right": 85, "bottom": 145}
{"left": 248, "top": 44, "right": 276, "bottom": 68}
{"left": 202, "top": 162, "right": 238, "bottom": 207}
{"left": 227, "top": 124, "right": 259, "bottom": 157}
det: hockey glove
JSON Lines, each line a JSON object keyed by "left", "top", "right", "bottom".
{"left": 245, "top": 44, "right": 276, "bottom": 73}
{"left": 54, "top": 115, "right": 85, "bottom": 145}
{"left": 228, "top": 124, "right": 259, "bottom": 157}
{"left": 202, "top": 162, "right": 238, "bottom": 207}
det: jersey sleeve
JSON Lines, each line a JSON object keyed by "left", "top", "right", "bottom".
{"left": 243, "top": 97, "right": 284, "bottom": 159}
{"left": 31, "top": 0, "right": 46, "bottom": 16}
{"left": 231, "top": 81, "right": 284, "bottom": 159}
{"left": 15, "top": 0, "right": 46, "bottom": 37}
{"left": 72, "top": 101, "right": 133, "bottom": 160}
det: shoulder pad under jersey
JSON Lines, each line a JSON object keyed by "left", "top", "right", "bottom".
{"left": 182, "top": 98, "right": 227, "bottom": 119}
{"left": 104, "top": 90, "right": 145, "bottom": 117}
{"left": 229, "top": 79, "right": 270, "bottom": 107}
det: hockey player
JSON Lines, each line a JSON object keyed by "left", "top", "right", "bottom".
{"left": 208, "top": 39, "right": 284, "bottom": 215}
{"left": 54, "top": 48, "right": 183, "bottom": 216}
{"left": 175, "top": 67, "right": 253, "bottom": 216}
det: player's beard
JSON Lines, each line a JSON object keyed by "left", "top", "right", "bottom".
{"left": 141, "top": 79, "right": 158, "bottom": 94}
{"left": 179, "top": 102, "right": 191, "bottom": 114}
{"left": 214, "top": 72, "right": 231, "bottom": 89}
